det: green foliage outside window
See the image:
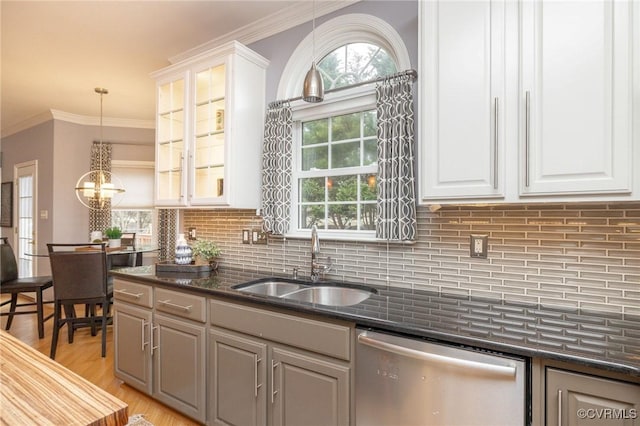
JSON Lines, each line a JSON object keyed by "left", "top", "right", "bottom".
{"left": 317, "top": 43, "right": 397, "bottom": 90}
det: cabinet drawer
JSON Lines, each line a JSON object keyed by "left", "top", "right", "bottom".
{"left": 210, "top": 299, "right": 352, "bottom": 361}
{"left": 155, "top": 288, "right": 206, "bottom": 323}
{"left": 113, "top": 279, "right": 153, "bottom": 308}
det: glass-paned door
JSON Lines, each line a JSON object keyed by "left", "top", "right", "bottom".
{"left": 156, "top": 77, "right": 186, "bottom": 204}
{"left": 193, "top": 63, "right": 226, "bottom": 202}
{"left": 15, "top": 162, "right": 36, "bottom": 277}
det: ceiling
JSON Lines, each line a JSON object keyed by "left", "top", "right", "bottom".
{"left": 1, "top": 0, "right": 353, "bottom": 137}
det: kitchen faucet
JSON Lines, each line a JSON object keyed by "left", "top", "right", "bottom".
{"left": 310, "top": 225, "right": 331, "bottom": 281}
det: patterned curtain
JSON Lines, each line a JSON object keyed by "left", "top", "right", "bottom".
{"left": 375, "top": 75, "right": 417, "bottom": 241}
{"left": 260, "top": 102, "right": 293, "bottom": 235}
{"left": 158, "top": 209, "right": 177, "bottom": 261}
{"left": 88, "top": 141, "right": 112, "bottom": 233}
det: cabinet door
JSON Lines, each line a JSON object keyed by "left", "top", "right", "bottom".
{"left": 153, "top": 313, "right": 206, "bottom": 423}
{"left": 191, "top": 60, "right": 227, "bottom": 205}
{"left": 520, "top": 0, "right": 632, "bottom": 195}
{"left": 156, "top": 75, "right": 188, "bottom": 206}
{"left": 209, "top": 327, "right": 268, "bottom": 426}
{"left": 271, "top": 346, "right": 350, "bottom": 426}
{"left": 420, "top": 0, "right": 505, "bottom": 200}
{"left": 113, "top": 303, "right": 152, "bottom": 395}
{"left": 546, "top": 368, "right": 640, "bottom": 426}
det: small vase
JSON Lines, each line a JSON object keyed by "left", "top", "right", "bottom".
{"left": 175, "top": 233, "right": 193, "bottom": 265}
{"left": 109, "top": 238, "right": 121, "bottom": 248}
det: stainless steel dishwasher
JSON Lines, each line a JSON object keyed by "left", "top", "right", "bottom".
{"left": 356, "top": 329, "right": 528, "bottom": 426}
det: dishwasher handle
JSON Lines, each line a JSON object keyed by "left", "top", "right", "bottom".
{"left": 357, "top": 333, "right": 517, "bottom": 378}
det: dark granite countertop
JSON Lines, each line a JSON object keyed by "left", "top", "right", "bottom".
{"left": 111, "top": 266, "right": 640, "bottom": 378}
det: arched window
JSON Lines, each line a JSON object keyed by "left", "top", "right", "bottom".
{"left": 274, "top": 14, "right": 410, "bottom": 240}
{"left": 317, "top": 42, "right": 397, "bottom": 90}
{"left": 278, "top": 13, "right": 410, "bottom": 99}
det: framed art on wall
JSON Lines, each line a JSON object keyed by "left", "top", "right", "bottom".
{"left": 1, "top": 181, "right": 13, "bottom": 227}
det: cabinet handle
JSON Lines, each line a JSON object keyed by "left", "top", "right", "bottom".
{"left": 494, "top": 97, "right": 499, "bottom": 190}
{"left": 180, "top": 154, "right": 185, "bottom": 199}
{"left": 141, "top": 320, "right": 149, "bottom": 352}
{"left": 525, "top": 91, "right": 531, "bottom": 188}
{"left": 255, "top": 355, "right": 262, "bottom": 397}
{"left": 158, "top": 299, "right": 192, "bottom": 312}
{"left": 188, "top": 153, "right": 193, "bottom": 199}
{"left": 271, "top": 360, "right": 279, "bottom": 404}
{"left": 151, "top": 324, "right": 159, "bottom": 355}
{"left": 114, "top": 289, "right": 143, "bottom": 299}
{"left": 557, "top": 389, "right": 562, "bottom": 426}
{"left": 358, "top": 333, "right": 516, "bottom": 377}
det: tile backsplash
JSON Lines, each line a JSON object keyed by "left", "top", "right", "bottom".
{"left": 183, "top": 202, "right": 640, "bottom": 314}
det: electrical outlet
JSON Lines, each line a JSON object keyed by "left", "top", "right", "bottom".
{"left": 188, "top": 227, "right": 197, "bottom": 240}
{"left": 242, "top": 229, "right": 251, "bottom": 244}
{"left": 470, "top": 234, "right": 488, "bottom": 258}
{"left": 252, "top": 230, "right": 267, "bottom": 245}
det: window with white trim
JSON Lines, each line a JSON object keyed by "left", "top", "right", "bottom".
{"left": 281, "top": 14, "right": 410, "bottom": 240}
{"left": 111, "top": 161, "right": 157, "bottom": 247}
{"left": 298, "top": 109, "right": 378, "bottom": 231}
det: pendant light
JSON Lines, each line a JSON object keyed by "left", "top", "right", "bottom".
{"left": 302, "top": 0, "right": 324, "bottom": 103}
{"left": 74, "top": 88, "right": 125, "bottom": 210}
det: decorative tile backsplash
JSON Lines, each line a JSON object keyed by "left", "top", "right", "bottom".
{"left": 183, "top": 202, "right": 640, "bottom": 314}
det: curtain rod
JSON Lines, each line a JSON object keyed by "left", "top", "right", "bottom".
{"left": 268, "top": 68, "right": 417, "bottom": 109}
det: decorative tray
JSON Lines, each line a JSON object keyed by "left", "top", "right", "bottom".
{"left": 155, "top": 261, "right": 215, "bottom": 274}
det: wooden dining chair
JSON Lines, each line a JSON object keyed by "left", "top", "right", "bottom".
{"left": 47, "top": 243, "right": 111, "bottom": 359}
{"left": 0, "top": 237, "right": 53, "bottom": 338}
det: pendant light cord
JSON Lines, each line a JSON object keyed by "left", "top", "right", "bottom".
{"left": 95, "top": 87, "right": 108, "bottom": 175}
{"left": 99, "top": 90, "right": 103, "bottom": 170}
{"left": 312, "top": 0, "right": 316, "bottom": 63}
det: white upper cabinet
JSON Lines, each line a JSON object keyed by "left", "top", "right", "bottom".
{"left": 421, "top": 0, "right": 506, "bottom": 199}
{"left": 520, "top": 0, "right": 633, "bottom": 196}
{"left": 152, "top": 41, "right": 269, "bottom": 207}
{"left": 419, "top": 0, "right": 637, "bottom": 204}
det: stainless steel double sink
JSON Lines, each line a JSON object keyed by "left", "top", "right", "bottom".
{"left": 232, "top": 278, "right": 376, "bottom": 307}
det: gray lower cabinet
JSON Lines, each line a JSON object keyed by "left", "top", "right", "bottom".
{"left": 209, "top": 327, "right": 268, "bottom": 426}
{"left": 114, "top": 301, "right": 152, "bottom": 393}
{"left": 271, "top": 345, "right": 350, "bottom": 426}
{"left": 209, "top": 299, "right": 353, "bottom": 426}
{"left": 546, "top": 368, "right": 640, "bottom": 426}
{"left": 154, "top": 313, "right": 206, "bottom": 422}
{"left": 113, "top": 279, "right": 207, "bottom": 424}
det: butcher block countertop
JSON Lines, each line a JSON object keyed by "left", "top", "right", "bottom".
{"left": 0, "top": 330, "right": 128, "bottom": 426}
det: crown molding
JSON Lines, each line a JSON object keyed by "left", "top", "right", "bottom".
{"left": 50, "top": 110, "right": 155, "bottom": 129}
{"left": 169, "top": 0, "right": 360, "bottom": 64}
{"left": 1, "top": 111, "right": 53, "bottom": 138}
{"left": 1, "top": 110, "right": 154, "bottom": 139}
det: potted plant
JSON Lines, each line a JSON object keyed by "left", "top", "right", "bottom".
{"left": 191, "top": 239, "right": 221, "bottom": 269}
{"left": 104, "top": 227, "right": 123, "bottom": 248}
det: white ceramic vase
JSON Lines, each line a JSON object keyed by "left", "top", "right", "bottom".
{"left": 175, "top": 233, "right": 193, "bottom": 265}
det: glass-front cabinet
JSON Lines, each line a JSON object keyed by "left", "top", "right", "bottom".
{"left": 152, "top": 41, "right": 269, "bottom": 207}
{"left": 194, "top": 64, "right": 226, "bottom": 201}
{"left": 156, "top": 78, "right": 186, "bottom": 203}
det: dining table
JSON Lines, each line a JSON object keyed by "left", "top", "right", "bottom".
{"left": 27, "top": 246, "right": 159, "bottom": 270}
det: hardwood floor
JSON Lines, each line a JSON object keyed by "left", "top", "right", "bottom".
{"left": 0, "top": 295, "right": 201, "bottom": 426}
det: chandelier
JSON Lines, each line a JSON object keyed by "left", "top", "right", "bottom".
{"left": 74, "top": 88, "right": 125, "bottom": 209}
